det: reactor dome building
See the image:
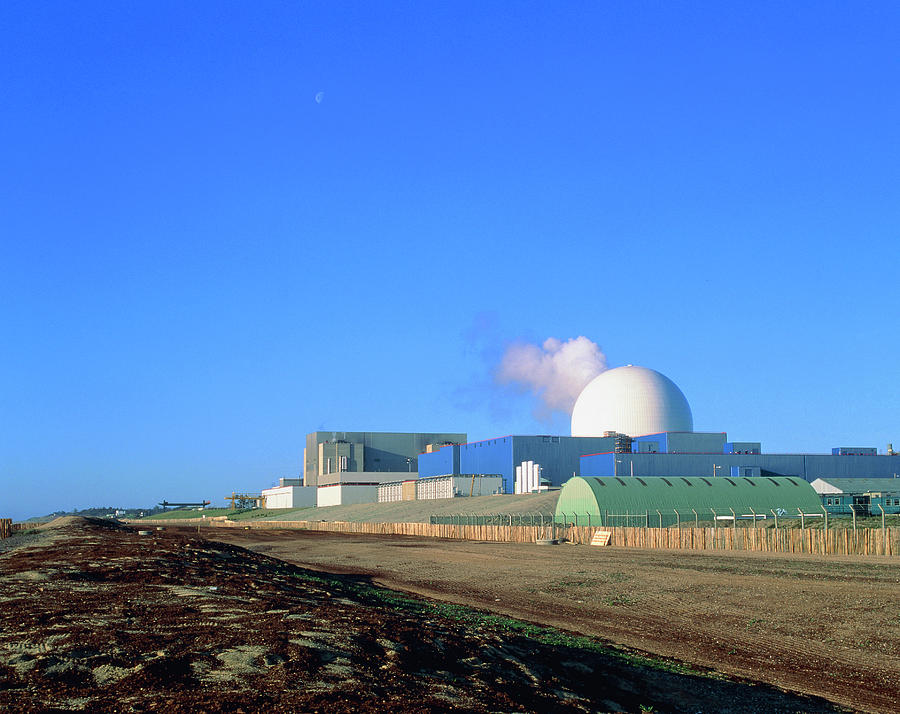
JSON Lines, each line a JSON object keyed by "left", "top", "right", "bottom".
{"left": 570, "top": 365, "right": 693, "bottom": 437}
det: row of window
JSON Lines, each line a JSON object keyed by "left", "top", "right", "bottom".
{"left": 824, "top": 497, "right": 900, "bottom": 506}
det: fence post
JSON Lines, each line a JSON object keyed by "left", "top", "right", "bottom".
{"left": 821, "top": 505, "right": 828, "bottom": 533}
{"left": 770, "top": 509, "right": 777, "bottom": 529}
{"left": 880, "top": 504, "right": 886, "bottom": 553}
{"left": 850, "top": 504, "right": 856, "bottom": 531}
{"left": 675, "top": 509, "right": 680, "bottom": 528}
{"left": 730, "top": 508, "right": 736, "bottom": 530}
{"left": 656, "top": 510, "right": 662, "bottom": 528}
{"left": 749, "top": 507, "right": 756, "bottom": 528}
{"left": 645, "top": 511, "right": 649, "bottom": 528}
{"left": 798, "top": 508, "right": 804, "bottom": 530}
{"left": 711, "top": 508, "right": 717, "bottom": 530}
{"left": 692, "top": 509, "right": 698, "bottom": 528}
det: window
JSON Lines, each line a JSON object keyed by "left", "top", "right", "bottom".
{"left": 661, "top": 478, "right": 673, "bottom": 486}
{"left": 636, "top": 478, "right": 647, "bottom": 486}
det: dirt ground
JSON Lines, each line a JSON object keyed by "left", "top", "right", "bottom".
{"left": 0, "top": 519, "right": 850, "bottom": 713}
{"left": 208, "top": 528, "right": 900, "bottom": 714}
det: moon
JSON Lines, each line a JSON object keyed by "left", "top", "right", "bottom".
{"left": 315, "top": 92, "right": 324, "bottom": 104}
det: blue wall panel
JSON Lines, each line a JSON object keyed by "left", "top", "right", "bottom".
{"left": 460, "top": 438, "right": 515, "bottom": 492}
{"left": 581, "top": 452, "right": 900, "bottom": 482}
{"left": 417, "top": 445, "right": 459, "bottom": 479}
{"left": 458, "top": 435, "right": 618, "bottom": 493}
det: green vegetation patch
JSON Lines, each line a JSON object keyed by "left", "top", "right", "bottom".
{"left": 291, "top": 570, "right": 710, "bottom": 679}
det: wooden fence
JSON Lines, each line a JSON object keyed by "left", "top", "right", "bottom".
{"left": 137, "top": 518, "right": 899, "bottom": 556}
{"left": 1, "top": 520, "right": 32, "bottom": 538}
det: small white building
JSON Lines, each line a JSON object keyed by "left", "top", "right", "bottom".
{"left": 317, "top": 472, "right": 415, "bottom": 507}
{"left": 317, "top": 484, "right": 380, "bottom": 507}
{"left": 378, "top": 479, "right": 417, "bottom": 503}
{"left": 261, "top": 478, "right": 317, "bottom": 509}
{"left": 416, "top": 474, "right": 504, "bottom": 500}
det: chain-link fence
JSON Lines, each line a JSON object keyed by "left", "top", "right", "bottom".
{"left": 429, "top": 513, "right": 554, "bottom": 527}
{"left": 433, "top": 505, "right": 900, "bottom": 531}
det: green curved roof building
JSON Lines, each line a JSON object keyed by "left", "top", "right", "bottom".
{"left": 555, "top": 475, "right": 822, "bottom": 526}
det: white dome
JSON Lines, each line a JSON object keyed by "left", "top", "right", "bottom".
{"left": 570, "top": 365, "right": 693, "bottom": 437}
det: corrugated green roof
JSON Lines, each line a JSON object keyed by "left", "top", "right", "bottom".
{"left": 555, "top": 475, "right": 822, "bottom": 520}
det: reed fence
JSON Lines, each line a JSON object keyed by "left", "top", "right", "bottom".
{"left": 136, "top": 517, "right": 899, "bottom": 556}
{"left": 1, "top": 520, "right": 33, "bottom": 538}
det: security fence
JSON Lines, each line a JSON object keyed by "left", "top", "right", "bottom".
{"left": 429, "top": 513, "right": 555, "bottom": 527}
{"left": 554, "top": 504, "right": 900, "bottom": 531}
{"left": 432, "top": 509, "right": 826, "bottom": 529}
{"left": 134, "top": 514, "right": 900, "bottom": 555}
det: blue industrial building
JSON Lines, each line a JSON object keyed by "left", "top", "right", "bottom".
{"left": 418, "top": 430, "right": 899, "bottom": 495}
{"left": 417, "top": 435, "right": 620, "bottom": 494}
{"left": 580, "top": 432, "right": 900, "bottom": 483}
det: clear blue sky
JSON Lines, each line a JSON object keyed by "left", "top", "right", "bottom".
{"left": 2, "top": 2, "right": 899, "bottom": 519}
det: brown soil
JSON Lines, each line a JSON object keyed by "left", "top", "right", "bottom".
{"left": 0, "top": 520, "right": 848, "bottom": 713}
{"left": 208, "top": 528, "right": 900, "bottom": 714}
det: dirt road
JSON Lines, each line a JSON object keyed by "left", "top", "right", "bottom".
{"left": 209, "top": 528, "right": 900, "bottom": 714}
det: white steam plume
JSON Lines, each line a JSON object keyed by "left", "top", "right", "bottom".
{"left": 496, "top": 336, "right": 607, "bottom": 416}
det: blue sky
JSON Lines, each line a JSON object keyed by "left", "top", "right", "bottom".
{"left": 2, "top": 2, "right": 899, "bottom": 519}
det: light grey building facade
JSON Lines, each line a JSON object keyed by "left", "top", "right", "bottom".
{"left": 303, "top": 431, "right": 466, "bottom": 487}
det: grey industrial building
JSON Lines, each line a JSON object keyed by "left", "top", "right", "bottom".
{"left": 303, "top": 431, "right": 466, "bottom": 487}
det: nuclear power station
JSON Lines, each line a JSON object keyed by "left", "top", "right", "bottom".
{"left": 264, "top": 364, "right": 899, "bottom": 512}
